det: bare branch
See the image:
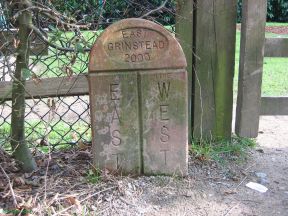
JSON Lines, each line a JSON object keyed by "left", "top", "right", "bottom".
{"left": 30, "top": 25, "right": 91, "bottom": 52}
{"left": 140, "top": 0, "right": 169, "bottom": 18}
{"left": 13, "top": 6, "right": 91, "bottom": 29}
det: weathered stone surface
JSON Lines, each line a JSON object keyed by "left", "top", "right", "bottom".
{"left": 141, "top": 70, "right": 188, "bottom": 176}
{"left": 89, "top": 73, "right": 141, "bottom": 174}
{"left": 89, "top": 18, "right": 188, "bottom": 176}
{"left": 89, "top": 18, "right": 187, "bottom": 71}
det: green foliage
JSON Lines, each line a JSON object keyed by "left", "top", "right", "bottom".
{"left": 0, "top": 208, "right": 32, "bottom": 215}
{"left": 191, "top": 136, "right": 256, "bottom": 164}
{"left": 86, "top": 168, "right": 102, "bottom": 183}
{"left": 237, "top": 0, "right": 288, "bottom": 22}
{"left": 21, "top": 68, "right": 32, "bottom": 80}
{"left": 49, "top": 0, "right": 176, "bottom": 27}
{"left": 50, "top": 0, "right": 287, "bottom": 24}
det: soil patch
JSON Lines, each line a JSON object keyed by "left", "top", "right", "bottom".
{"left": 1, "top": 116, "right": 288, "bottom": 215}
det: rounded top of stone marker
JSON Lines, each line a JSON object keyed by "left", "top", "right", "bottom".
{"left": 89, "top": 18, "right": 187, "bottom": 72}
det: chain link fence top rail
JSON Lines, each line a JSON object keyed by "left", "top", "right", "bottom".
{"left": 0, "top": 0, "right": 177, "bottom": 152}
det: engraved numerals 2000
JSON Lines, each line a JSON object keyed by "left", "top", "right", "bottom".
{"left": 124, "top": 53, "right": 151, "bottom": 63}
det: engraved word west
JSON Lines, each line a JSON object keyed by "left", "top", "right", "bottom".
{"left": 89, "top": 18, "right": 188, "bottom": 176}
{"left": 158, "top": 81, "right": 171, "bottom": 165}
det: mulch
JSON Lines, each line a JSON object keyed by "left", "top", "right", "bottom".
{"left": 237, "top": 24, "right": 288, "bottom": 35}
{"left": 265, "top": 26, "right": 288, "bottom": 34}
{"left": 0, "top": 147, "right": 123, "bottom": 215}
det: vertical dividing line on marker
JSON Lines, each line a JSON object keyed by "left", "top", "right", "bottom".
{"left": 137, "top": 72, "right": 144, "bottom": 174}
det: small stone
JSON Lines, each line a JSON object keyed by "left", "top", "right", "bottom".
{"left": 258, "top": 178, "right": 269, "bottom": 185}
{"left": 184, "top": 191, "right": 193, "bottom": 197}
{"left": 256, "top": 149, "right": 264, "bottom": 153}
{"left": 255, "top": 172, "right": 269, "bottom": 185}
{"left": 255, "top": 172, "right": 267, "bottom": 178}
{"left": 128, "top": 183, "right": 132, "bottom": 189}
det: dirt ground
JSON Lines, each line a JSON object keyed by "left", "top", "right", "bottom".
{"left": 0, "top": 115, "right": 287, "bottom": 216}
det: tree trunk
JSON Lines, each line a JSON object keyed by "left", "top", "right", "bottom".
{"left": 10, "top": 0, "right": 37, "bottom": 172}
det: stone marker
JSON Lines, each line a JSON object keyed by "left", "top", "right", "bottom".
{"left": 88, "top": 18, "right": 188, "bottom": 176}
{"left": 141, "top": 70, "right": 188, "bottom": 175}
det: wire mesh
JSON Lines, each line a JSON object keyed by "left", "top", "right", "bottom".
{"left": 0, "top": 0, "right": 177, "bottom": 151}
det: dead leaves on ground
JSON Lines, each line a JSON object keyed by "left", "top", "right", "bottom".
{"left": 0, "top": 146, "right": 95, "bottom": 213}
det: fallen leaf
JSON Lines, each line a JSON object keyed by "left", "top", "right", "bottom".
{"left": 223, "top": 190, "right": 237, "bottom": 195}
{"left": 78, "top": 140, "right": 89, "bottom": 150}
{"left": 13, "top": 177, "right": 25, "bottom": 186}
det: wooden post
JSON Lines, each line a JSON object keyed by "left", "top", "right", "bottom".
{"left": 235, "top": 0, "right": 267, "bottom": 138}
{"left": 175, "top": 0, "right": 193, "bottom": 141}
{"left": 193, "top": 0, "right": 237, "bottom": 139}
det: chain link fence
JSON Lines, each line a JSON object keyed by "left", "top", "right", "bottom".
{"left": 0, "top": 0, "right": 177, "bottom": 152}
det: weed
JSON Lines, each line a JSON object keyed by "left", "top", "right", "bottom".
{"left": 1, "top": 208, "right": 32, "bottom": 215}
{"left": 190, "top": 136, "right": 256, "bottom": 164}
{"left": 86, "top": 168, "right": 102, "bottom": 184}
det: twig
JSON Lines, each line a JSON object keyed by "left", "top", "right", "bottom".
{"left": 30, "top": 25, "right": 91, "bottom": 52}
{"left": 0, "top": 164, "right": 18, "bottom": 208}
{"left": 52, "top": 186, "right": 117, "bottom": 216}
{"left": 223, "top": 204, "right": 238, "bottom": 216}
{"left": 119, "top": 197, "right": 136, "bottom": 207}
{"left": 140, "top": 0, "right": 169, "bottom": 18}
{"left": 245, "top": 163, "right": 256, "bottom": 171}
{"left": 235, "top": 176, "right": 247, "bottom": 190}
{"left": 44, "top": 150, "right": 52, "bottom": 201}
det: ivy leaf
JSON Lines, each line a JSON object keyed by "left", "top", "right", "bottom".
{"left": 22, "top": 68, "right": 32, "bottom": 80}
{"left": 75, "top": 43, "right": 84, "bottom": 53}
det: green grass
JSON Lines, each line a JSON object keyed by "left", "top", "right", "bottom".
{"left": 266, "top": 22, "right": 288, "bottom": 27}
{"left": 86, "top": 168, "right": 102, "bottom": 184}
{"left": 191, "top": 136, "right": 256, "bottom": 164}
{"left": 0, "top": 120, "right": 91, "bottom": 153}
{"left": 234, "top": 22, "right": 288, "bottom": 97}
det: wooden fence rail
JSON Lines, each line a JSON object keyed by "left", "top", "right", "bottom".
{"left": 261, "top": 97, "right": 288, "bottom": 116}
{"left": 0, "top": 75, "right": 88, "bottom": 100}
{"left": 264, "top": 38, "right": 288, "bottom": 57}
